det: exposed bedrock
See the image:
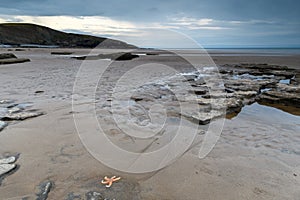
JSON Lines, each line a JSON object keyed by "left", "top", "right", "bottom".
{"left": 125, "top": 63, "right": 299, "bottom": 125}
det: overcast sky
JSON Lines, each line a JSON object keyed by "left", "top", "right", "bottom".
{"left": 0, "top": 0, "right": 299, "bottom": 48}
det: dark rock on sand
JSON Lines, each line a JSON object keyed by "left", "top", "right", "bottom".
{"left": 2, "top": 111, "right": 44, "bottom": 120}
{"left": 85, "top": 191, "right": 104, "bottom": 200}
{"left": 36, "top": 181, "right": 53, "bottom": 200}
{"left": 51, "top": 51, "right": 73, "bottom": 55}
{"left": 35, "top": 90, "right": 45, "bottom": 94}
{"left": 0, "top": 58, "right": 30, "bottom": 65}
{"left": 15, "top": 48, "right": 26, "bottom": 51}
{"left": 146, "top": 52, "right": 159, "bottom": 55}
{"left": 113, "top": 52, "right": 139, "bottom": 61}
{"left": 66, "top": 192, "right": 82, "bottom": 200}
{"left": 0, "top": 53, "right": 17, "bottom": 59}
{"left": 72, "top": 52, "right": 139, "bottom": 61}
{"left": 72, "top": 55, "right": 100, "bottom": 60}
{"left": 0, "top": 53, "right": 30, "bottom": 65}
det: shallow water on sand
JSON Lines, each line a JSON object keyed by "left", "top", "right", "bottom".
{"left": 223, "top": 102, "right": 300, "bottom": 155}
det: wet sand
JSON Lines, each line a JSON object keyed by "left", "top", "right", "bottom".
{"left": 0, "top": 48, "right": 299, "bottom": 199}
{"left": 212, "top": 54, "right": 300, "bottom": 70}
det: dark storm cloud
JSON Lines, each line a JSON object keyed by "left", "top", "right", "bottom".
{"left": 0, "top": 0, "right": 299, "bottom": 22}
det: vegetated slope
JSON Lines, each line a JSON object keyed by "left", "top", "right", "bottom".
{"left": 0, "top": 23, "right": 136, "bottom": 48}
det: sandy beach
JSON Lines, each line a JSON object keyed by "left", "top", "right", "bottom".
{"left": 0, "top": 48, "right": 299, "bottom": 200}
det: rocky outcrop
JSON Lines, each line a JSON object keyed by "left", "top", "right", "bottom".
{"left": 0, "top": 100, "right": 45, "bottom": 131}
{"left": 224, "top": 78, "right": 277, "bottom": 92}
{"left": 0, "top": 58, "right": 30, "bottom": 64}
{"left": 123, "top": 63, "right": 299, "bottom": 125}
{"left": 182, "top": 110, "right": 224, "bottom": 125}
{"left": 2, "top": 111, "right": 44, "bottom": 120}
{"left": 0, "top": 53, "right": 30, "bottom": 65}
{"left": 220, "top": 63, "right": 296, "bottom": 78}
{"left": 257, "top": 83, "right": 300, "bottom": 107}
{"left": 36, "top": 181, "right": 53, "bottom": 200}
{"left": 220, "top": 63, "right": 300, "bottom": 111}
{"left": 0, "top": 156, "right": 16, "bottom": 177}
{"left": 0, "top": 155, "right": 18, "bottom": 185}
{"left": 0, "top": 53, "right": 17, "bottom": 59}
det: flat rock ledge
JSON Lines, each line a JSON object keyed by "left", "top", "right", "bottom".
{"left": 0, "top": 100, "right": 45, "bottom": 132}
{"left": 2, "top": 111, "right": 44, "bottom": 121}
{"left": 0, "top": 155, "right": 18, "bottom": 185}
{"left": 0, "top": 164, "right": 16, "bottom": 177}
{"left": 117, "top": 63, "right": 300, "bottom": 125}
{"left": 220, "top": 63, "right": 300, "bottom": 109}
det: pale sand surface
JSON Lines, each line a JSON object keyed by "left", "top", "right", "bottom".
{"left": 0, "top": 48, "right": 299, "bottom": 199}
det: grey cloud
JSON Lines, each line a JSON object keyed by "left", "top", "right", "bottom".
{"left": 0, "top": 0, "right": 299, "bottom": 22}
{"left": 0, "top": 0, "right": 299, "bottom": 47}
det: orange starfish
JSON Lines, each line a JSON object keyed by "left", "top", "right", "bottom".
{"left": 101, "top": 176, "right": 121, "bottom": 188}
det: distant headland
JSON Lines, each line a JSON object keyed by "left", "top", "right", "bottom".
{"left": 0, "top": 23, "right": 136, "bottom": 49}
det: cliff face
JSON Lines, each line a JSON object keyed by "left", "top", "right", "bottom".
{"left": 0, "top": 23, "right": 136, "bottom": 48}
